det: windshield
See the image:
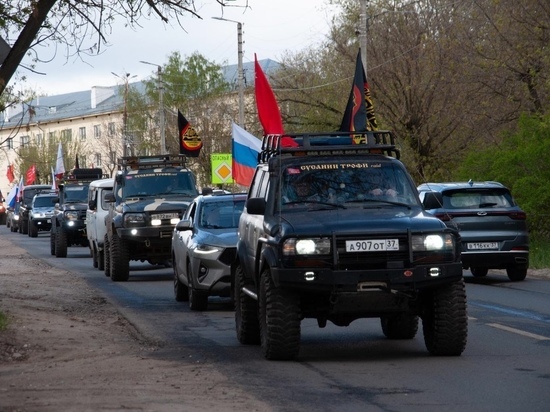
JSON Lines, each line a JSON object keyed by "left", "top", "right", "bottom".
{"left": 63, "top": 185, "right": 89, "bottom": 203}
{"left": 33, "top": 197, "right": 55, "bottom": 208}
{"left": 123, "top": 172, "right": 198, "bottom": 198}
{"left": 199, "top": 200, "right": 245, "bottom": 229}
{"left": 279, "top": 161, "right": 418, "bottom": 209}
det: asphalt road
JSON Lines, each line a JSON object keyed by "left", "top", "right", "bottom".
{"left": 6, "top": 227, "right": 550, "bottom": 412}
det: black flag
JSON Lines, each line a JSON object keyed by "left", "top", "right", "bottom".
{"left": 178, "top": 110, "right": 202, "bottom": 157}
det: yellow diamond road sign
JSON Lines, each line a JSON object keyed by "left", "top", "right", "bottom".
{"left": 211, "top": 154, "right": 234, "bottom": 184}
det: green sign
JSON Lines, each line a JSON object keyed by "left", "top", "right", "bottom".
{"left": 211, "top": 153, "right": 233, "bottom": 184}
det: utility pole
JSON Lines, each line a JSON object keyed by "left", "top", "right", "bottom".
{"left": 360, "top": 0, "right": 368, "bottom": 77}
{"left": 112, "top": 72, "right": 132, "bottom": 157}
{"left": 140, "top": 61, "right": 166, "bottom": 154}
{"left": 212, "top": 17, "right": 245, "bottom": 128}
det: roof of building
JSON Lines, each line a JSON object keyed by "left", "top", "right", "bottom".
{"left": 0, "top": 58, "right": 279, "bottom": 128}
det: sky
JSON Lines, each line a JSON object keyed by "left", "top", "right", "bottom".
{"left": 15, "top": 1, "right": 338, "bottom": 96}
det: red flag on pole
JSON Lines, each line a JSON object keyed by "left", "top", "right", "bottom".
{"left": 25, "top": 164, "right": 37, "bottom": 185}
{"left": 6, "top": 164, "right": 14, "bottom": 184}
{"left": 254, "top": 54, "right": 298, "bottom": 147}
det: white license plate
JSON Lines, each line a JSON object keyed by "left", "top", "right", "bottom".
{"left": 153, "top": 212, "right": 179, "bottom": 220}
{"left": 346, "top": 239, "right": 399, "bottom": 252}
{"left": 467, "top": 242, "right": 498, "bottom": 250}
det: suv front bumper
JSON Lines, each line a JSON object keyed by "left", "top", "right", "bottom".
{"left": 31, "top": 217, "right": 53, "bottom": 230}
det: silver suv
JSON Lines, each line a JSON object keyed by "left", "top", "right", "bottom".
{"left": 418, "top": 181, "right": 529, "bottom": 281}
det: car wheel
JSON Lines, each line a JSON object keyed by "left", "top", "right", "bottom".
{"left": 259, "top": 267, "right": 301, "bottom": 360}
{"left": 110, "top": 232, "right": 129, "bottom": 282}
{"left": 470, "top": 267, "right": 488, "bottom": 277}
{"left": 234, "top": 262, "right": 260, "bottom": 345}
{"left": 173, "top": 257, "right": 189, "bottom": 302}
{"left": 422, "top": 279, "right": 467, "bottom": 356}
{"left": 506, "top": 266, "right": 527, "bottom": 282}
{"left": 188, "top": 263, "right": 207, "bottom": 310}
{"left": 381, "top": 314, "right": 419, "bottom": 339}
{"left": 91, "top": 246, "right": 98, "bottom": 268}
{"left": 55, "top": 227, "right": 68, "bottom": 258}
{"left": 21, "top": 220, "right": 28, "bottom": 235}
{"left": 97, "top": 249, "right": 105, "bottom": 271}
{"left": 103, "top": 235, "right": 111, "bottom": 277}
{"left": 50, "top": 232, "right": 56, "bottom": 255}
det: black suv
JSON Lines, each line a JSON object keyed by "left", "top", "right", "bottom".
{"left": 418, "top": 181, "right": 529, "bottom": 281}
{"left": 233, "top": 131, "right": 468, "bottom": 360}
{"left": 105, "top": 155, "right": 199, "bottom": 282}
{"left": 51, "top": 169, "right": 104, "bottom": 257}
{"left": 28, "top": 192, "right": 57, "bottom": 237}
{"left": 18, "top": 184, "right": 52, "bottom": 234}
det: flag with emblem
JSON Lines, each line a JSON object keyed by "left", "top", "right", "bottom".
{"left": 340, "top": 49, "right": 378, "bottom": 142}
{"left": 25, "top": 164, "right": 36, "bottom": 185}
{"left": 178, "top": 110, "right": 202, "bottom": 157}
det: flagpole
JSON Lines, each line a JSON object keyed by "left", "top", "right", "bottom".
{"left": 360, "top": 0, "right": 368, "bottom": 78}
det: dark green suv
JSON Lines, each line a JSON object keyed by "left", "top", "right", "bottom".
{"left": 232, "top": 131, "right": 467, "bottom": 360}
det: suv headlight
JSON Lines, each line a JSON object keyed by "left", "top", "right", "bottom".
{"left": 124, "top": 213, "right": 146, "bottom": 226}
{"left": 283, "top": 238, "right": 331, "bottom": 256}
{"left": 64, "top": 211, "right": 79, "bottom": 220}
{"left": 32, "top": 212, "right": 44, "bottom": 218}
{"left": 411, "top": 234, "right": 454, "bottom": 251}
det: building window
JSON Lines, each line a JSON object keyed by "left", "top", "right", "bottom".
{"left": 110, "top": 151, "right": 117, "bottom": 164}
{"left": 35, "top": 134, "right": 43, "bottom": 146}
{"left": 107, "top": 122, "right": 116, "bottom": 137}
{"left": 79, "top": 127, "right": 86, "bottom": 141}
{"left": 6, "top": 138, "right": 13, "bottom": 150}
{"left": 94, "top": 125, "right": 101, "bottom": 138}
{"left": 48, "top": 131, "right": 57, "bottom": 140}
{"left": 95, "top": 153, "right": 102, "bottom": 167}
{"left": 80, "top": 155, "right": 86, "bottom": 168}
{"left": 61, "top": 129, "right": 72, "bottom": 141}
{"left": 20, "top": 135, "right": 30, "bottom": 147}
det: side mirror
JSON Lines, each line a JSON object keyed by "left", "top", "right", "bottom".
{"left": 88, "top": 199, "right": 97, "bottom": 211}
{"left": 422, "top": 192, "right": 443, "bottom": 210}
{"left": 115, "top": 174, "right": 123, "bottom": 184}
{"left": 105, "top": 192, "right": 116, "bottom": 203}
{"left": 246, "top": 197, "right": 265, "bottom": 215}
{"left": 175, "top": 219, "right": 192, "bottom": 231}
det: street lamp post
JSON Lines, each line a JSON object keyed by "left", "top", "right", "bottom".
{"left": 212, "top": 17, "right": 245, "bottom": 128}
{"left": 112, "top": 72, "right": 132, "bottom": 157}
{"left": 140, "top": 61, "right": 166, "bottom": 154}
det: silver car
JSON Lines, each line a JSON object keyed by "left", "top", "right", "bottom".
{"left": 172, "top": 193, "right": 246, "bottom": 310}
{"left": 418, "top": 181, "right": 529, "bottom": 281}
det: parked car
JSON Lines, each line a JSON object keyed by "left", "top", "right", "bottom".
{"left": 29, "top": 192, "right": 57, "bottom": 237}
{"left": 86, "top": 178, "right": 114, "bottom": 271}
{"left": 418, "top": 181, "right": 529, "bottom": 281}
{"left": 7, "top": 202, "right": 20, "bottom": 232}
{"left": 172, "top": 193, "right": 246, "bottom": 310}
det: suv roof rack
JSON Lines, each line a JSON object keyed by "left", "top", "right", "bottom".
{"left": 64, "top": 168, "right": 105, "bottom": 182}
{"left": 259, "top": 130, "right": 400, "bottom": 163}
{"left": 118, "top": 155, "right": 188, "bottom": 170}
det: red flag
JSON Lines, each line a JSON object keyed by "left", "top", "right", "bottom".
{"left": 25, "top": 164, "right": 37, "bottom": 185}
{"left": 178, "top": 110, "right": 202, "bottom": 157}
{"left": 6, "top": 164, "right": 14, "bottom": 184}
{"left": 340, "top": 50, "right": 378, "bottom": 142}
{"left": 254, "top": 54, "right": 298, "bottom": 148}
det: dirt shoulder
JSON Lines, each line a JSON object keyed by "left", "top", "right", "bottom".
{"left": 0, "top": 236, "right": 270, "bottom": 412}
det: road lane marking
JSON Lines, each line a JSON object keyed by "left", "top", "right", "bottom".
{"left": 487, "top": 323, "right": 550, "bottom": 341}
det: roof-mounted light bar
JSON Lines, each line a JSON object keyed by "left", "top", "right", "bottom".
{"left": 118, "top": 155, "right": 188, "bottom": 170}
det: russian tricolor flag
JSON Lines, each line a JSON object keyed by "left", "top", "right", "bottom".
{"left": 232, "top": 123, "right": 262, "bottom": 187}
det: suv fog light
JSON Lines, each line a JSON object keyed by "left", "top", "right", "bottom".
{"left": 131, "top": 228, "right": 138, "bottom": 235}
{"left": 151, "top": 219, "right": 161, "bottom": 226}
{"left": 429, "top": 267, "right": 440, "bottom": 277}
{"left": 304, "top": 271, "right": 316, "bottom": 281}
{"left": 67, "top": 221, "right": 75, "bottom": 227}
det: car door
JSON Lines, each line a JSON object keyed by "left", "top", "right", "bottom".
{"left": 175, "top": 201, "right": 197, "bottom": 285}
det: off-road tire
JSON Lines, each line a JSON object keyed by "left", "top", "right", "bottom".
{"left": 103, "top": 235, "right": 111, "bottom": 277}
{"left": 422, "top": 280, "right": 467, "bottom": 356}
{"left": 97, "top": 249, "right": 105, "bottom": 271}
{"left": 506, "top": 266, "right": 527, "bottom": 282}
{"left": 234, "top": 262, "right": 260, "bottom": 345}
{"left": 55, "top": 227, "right": 68, "bottom": 258}
{"left": 470, "top": 267, "right": 488, "bottom": 277}
{"left": 259, "top": 268, "right": 301, "bottom": 360}
{"left": 188, "top": 263, "right": 208, "bottom": 310}
{"left": 29, "top": 220, "right": 38, "bottom": 237}
{"left": 173, "top": 259, "right": 189, "bottom": 302}
{"left": 381, "top": 314, "right": 419, "bottom": 339}
{"left": 110, "top": 232, "right": 130, "bottom": 282}
{"left": 21, "top": 219, "right": 28, "bottom": 235}
{"left": 50, "top": 232, "right": 55, "bottom": 255}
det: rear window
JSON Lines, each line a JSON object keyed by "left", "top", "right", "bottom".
{"left": 443, "top": 189, "right": 514, "bottom": 209}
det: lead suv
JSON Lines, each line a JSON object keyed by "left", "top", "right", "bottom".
{"left": 233, "top": 131, "right": 467, "bottom": 360}
{"left": 418, "top": 181, "right": 529, "bottom": 281}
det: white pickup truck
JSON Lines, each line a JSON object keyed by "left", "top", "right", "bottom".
{"left": 86, "top": 178, "right": 114, "bottom": 271}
